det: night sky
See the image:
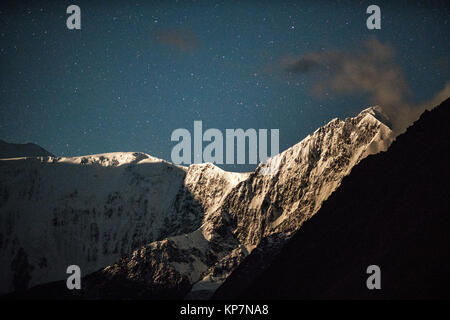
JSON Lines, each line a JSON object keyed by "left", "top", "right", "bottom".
{"left": 0, "top": 0, "right": 448, "bottom": 171}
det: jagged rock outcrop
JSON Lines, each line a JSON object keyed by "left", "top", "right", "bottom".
{"left": 215, "top": 97, "right": 450, "bottom": 299}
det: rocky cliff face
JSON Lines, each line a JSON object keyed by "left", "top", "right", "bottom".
{"left": 0, "top": 106, "right": 394, "bottom": 297}
{"left": 188, "top": 106, "right": 394, "bottom": 298}
{"left": 0, "top": 153, "right": 246, "bottom": 294}
{"left": 215, "top": 98, "right": 450, "bottom": 300}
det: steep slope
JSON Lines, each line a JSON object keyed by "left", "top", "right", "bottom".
{"left": 187, "top": 106, "right": 394, "bottom": 298}
{"left": 1, "top": 106, "right": 395, "bottom": 298}
{"left": 216, "top": 98, "right": 450, "bottom": 299}
{"left": 0, "top": 140, "right": 54, "bottom": 158}
{"left": 0, "top": 152, "right": 246, "bottom": 294}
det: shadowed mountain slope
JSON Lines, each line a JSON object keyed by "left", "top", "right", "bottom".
{"left": 215, "top": 98, "right": 450, "bottom": 299}
{"left": 0, "top": 140, "right": 54, "bottom": 158}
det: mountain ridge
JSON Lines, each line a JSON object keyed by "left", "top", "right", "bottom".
{"left": 214, "top": 97, "right": 450, "bottom": 299}
{"left": 0, "top": 105, "right": 394, "bottom": 297}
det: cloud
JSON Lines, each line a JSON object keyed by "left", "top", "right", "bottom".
{"left": 154, "top": 28, "right": 198, "bottom": 52}
{"left": 283, "top": 37, "right": 449, "bottom": 134}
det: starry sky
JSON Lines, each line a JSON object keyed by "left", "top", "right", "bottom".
{"left": 0, "top": 0, "right": 449, "bottom": 171}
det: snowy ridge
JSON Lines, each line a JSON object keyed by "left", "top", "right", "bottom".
{"left": 76, "top": 106, "right": 394, "bottom": 299}
{"left": 186, "top": 106, "right": 394, "bottom": 297}
{"left": 0, "top": 151, "right": 247, "bottom": 294}
{"left": 0, "top": 106, "right": 394, "bottom": 297}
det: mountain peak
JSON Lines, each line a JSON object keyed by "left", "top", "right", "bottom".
{"left": 222, "top": 97, "right": 450, "bottom": 300}
{"left": 358, "top": 105, "right": 392, "bottom": 129}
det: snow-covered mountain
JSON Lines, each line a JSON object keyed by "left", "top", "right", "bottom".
{"left": 214, "top": 97, "right": 450, "bottom": 300}
{"left": 0, "top": 106, "right": 394, "bottom": 296}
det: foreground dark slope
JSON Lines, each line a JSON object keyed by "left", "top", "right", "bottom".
{"left": 0, "top": 140, "right": 54, "bottom": 158}
{"left": 215, "top": 98, "right": 450, "bottom": 299}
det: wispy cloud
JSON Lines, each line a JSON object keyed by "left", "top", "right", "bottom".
{"left": 283, "top": 37, "right": 450, "bottom": 134}
{"left": 153, "top": 28, "right": 198, "bottom": 52}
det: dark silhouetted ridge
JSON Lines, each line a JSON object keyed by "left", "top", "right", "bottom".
{"left": 215, "top": 97, "right": 450, "bottom": 299}
{"left": 0, "top": 140, "right": 54, "bottom": 158}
